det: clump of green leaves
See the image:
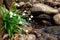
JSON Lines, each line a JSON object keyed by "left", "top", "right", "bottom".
{"left": 0, "top": 5, "right": 28, "bottom": 37}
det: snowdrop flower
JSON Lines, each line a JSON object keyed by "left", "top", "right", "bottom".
{"left": 30, "top": 15, "right": 33, "bottom": 18}
{"left": 19, "top": 21, "right": 22, "bottom": 24}
{"left": 9, "top": 12, "right": 13, "bottom": 18}
{"left": 24, "top": 10, "right": 27, "bottom": 13}
{"left": 29, "top": 18, "right": 31, "bottom": 20}
{"left": 14, "top": 14, "right": 16, "bottom": 16}
{"left": 25, "top": 30, "right": 29, "bottom": 32}
{"left": 15, "top": 3, "right": 20, "bottom": 7}
{"left": 22, "top": 12, "right": 25, "bottom": 16}
{"left": 10, "top": 15, "right": 13, "bottom": 18}
{"left": 10, "top": 12, "right": 13, "bottom": 15}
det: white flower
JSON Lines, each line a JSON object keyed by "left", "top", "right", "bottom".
{"left": 30, "top": 15, "right": 33, "bottom": 18}
{"left": 14, "top": 14, "right": 16, "bottom": 16}
{"left": 10, "top": 12, "right": 13, "bottom": 15}
{"left": 19, "top": 21, "right": 22, "bottom": 24}
{"left": 15, "top": 3, "right": 20, "bottom": 7}
{"left": 22, "top": 12, "right": 25, "bottom": 16}
{"left": 29, "top": 18, "right": 31, "bottom": 20}
{"left": 24, "top": 10, "right": 27, "bottom": 12}
{"left": 25, "top": 30, "right": 28, "bottom": 32}
{"left": 10, "top": 15, "right": 13, "bottom": 18}
{"left": 9, "top": 12, "right": 13, "bottom": 18}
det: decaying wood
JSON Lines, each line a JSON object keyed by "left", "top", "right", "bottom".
{"left": 31, "top": 3, "right": 59, "bottom": 14}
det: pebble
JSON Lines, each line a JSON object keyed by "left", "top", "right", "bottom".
{"left": 53, "top": 14, "right": 60, "bottom": 25}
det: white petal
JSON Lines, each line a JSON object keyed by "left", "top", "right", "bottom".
{"left": 15, "top": 3, "right": 20, "bottom": 7}
{"left": 31, "top": 15, "right": 33, "bottom": 18}
{"left": 29, "top": 18, "right": 31, "bottom": 20}
{"left": 25, "top": 30, "right": 28, "bottom": 32}
{"left": 14, "top": 14, "right": 16, "bottom": 16}
{"left": 10, "top": 15, "right": 13, "bottom": 18}
{"left": 24, "top": 10, "right": 27, "bottom": 12}
{"left": 22, "top": 12, "right": 25, "bottom": 16}
{"left": 19, "top": 21, "right": 22, "bottom": 24}
{"left": 10, "top": 12, "right": 13, "bottom": 15}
